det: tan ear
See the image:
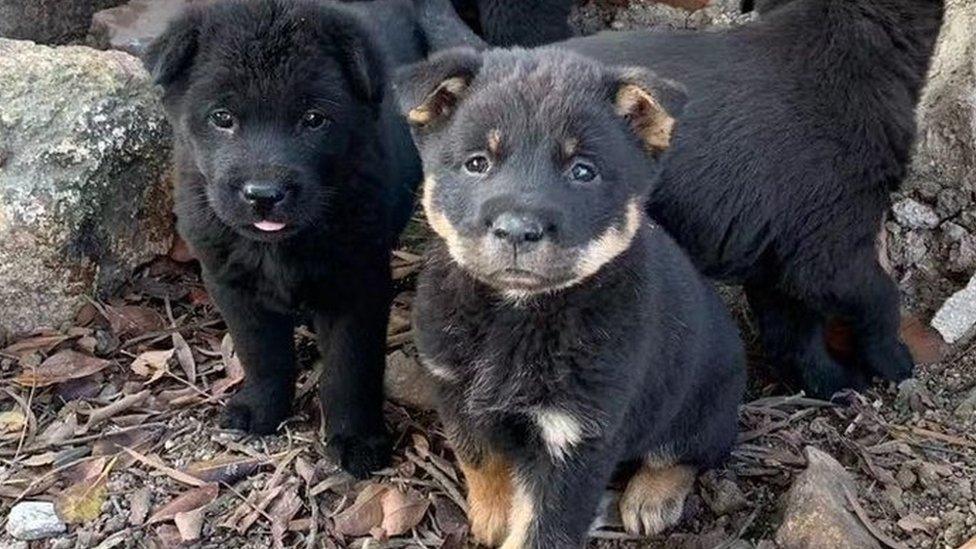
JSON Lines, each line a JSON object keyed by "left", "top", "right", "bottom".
{"left": 614, "top": 83, "right": 676, "bottom": 154}
{"left": 406, "top": 76, "right": 470, "bottom": 126}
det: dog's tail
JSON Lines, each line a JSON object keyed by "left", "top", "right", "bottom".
{"left": 413, "top": 0, "right": 488, "bottom": 53}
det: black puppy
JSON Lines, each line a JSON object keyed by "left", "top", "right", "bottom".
{"left": 143, "top": 0, "right": 426, "bottom": 477}
{"left": 422, "top": 0, "right": 946, "bottom": 398}
{"left": 396, "top": 48, "right": 746, "bottom": 547}
{"left": 449, "top": 0, "right": 574, "bottom": 46}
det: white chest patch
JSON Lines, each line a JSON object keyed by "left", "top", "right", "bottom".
{"left": 532, "top": 409, "right": 584, "bottom": 462}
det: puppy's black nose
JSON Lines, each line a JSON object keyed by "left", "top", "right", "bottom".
{"left": 242, "top": 182, "right": 285, "bottom": 210}
{"left": 490, "top": 212, "right": 546, "bottom": 245}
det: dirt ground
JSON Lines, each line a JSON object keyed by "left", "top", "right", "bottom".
{"left": 1, "top": 211, "right": 975, "bottom": 549}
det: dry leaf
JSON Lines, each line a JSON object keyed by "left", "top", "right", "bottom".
{"left": 54, "top": 457, "right": 115, "bottom": 524}
{"left": 333, "top": 483, "right": 389, "bottom": 537}
{"left": 130, "top": 488, "right": 151, "bottom": 525}
{"left": 121, "top": 447, "right": 209, "bottom": 487}
{"left": 92, "top": 427, "right": 156, "bottom": 457}
{"left": 104, "top": 305, "right": 166, "bottom": 337}
{"left": 0, "top": 409, "right": 26, "bottom": 433}
{"left": 21, "top": 451, "right": 58, "bottom": 467}
{"left": 294, "top": 456, "right": 316, "bottom": 485}
{"left": 270, "top": 487, "right": 303, "bottom": 548}
{"left": 212, "top": 334, "right": 245, "bottom": 397}
{"left": 171, "top": 332, "right": 196, "bottom": 383}
{"left": 130, "top": 349, "right": 174, "bottom": 383}
{"left": 82, "top": 390, "right": 151, "bottom": 431}
{"left": 2, "top": 333, "right": 71, "bottom": 357}
{"left": 147, "top": 484, "right": 218, "bottom": 525}
{"left": 61, "top": 457, "right": 108, "bottom": 485}
{"left": 38, "top": 413, "right": 79, "bottom": 445}
{"left": 174, "top": 507, "right": 206, "bottom": 542}
{"left": 14, "top": 350, "right": 111, "bottom": 387}
{"left": 380, "top": 488, "right": 430, "bottom": 536}
{"left": 184, "top": 454, "right": 264, "bottom": 484}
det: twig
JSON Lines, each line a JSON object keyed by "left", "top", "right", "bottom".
{"left": 845, "top": 488, "right": 907, "bottom": 549}
{"left": 404, "top": 450, "right": 468, "bottom": 514}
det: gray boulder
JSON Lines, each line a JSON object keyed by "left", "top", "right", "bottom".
{"left": 0, "top": 0, "right": 125, "bottom": 44}
{"left": 0, "top": 39, "right": 173, "bottom": 338}
{"left": 5, "top": 501, "right": 66, "bottom": 541}
{"left": 89, "top": 0, "right": 199, "bottom": 56}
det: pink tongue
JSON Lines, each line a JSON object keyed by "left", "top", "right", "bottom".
{"left": 254, "top": 221, "right": 287, "bottom": 232}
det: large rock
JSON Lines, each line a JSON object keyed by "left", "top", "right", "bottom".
{"left": 89, "top": 0, "right": 198, "bottom": 56}
{"left": 5, "top": 501, "right": 66, "bottom": 541}
{"left": 0, "top": 39, "right": 173, "bottom": 338}
{"left": 0, "top": 0, "right": 125, "bottom": 44}
{"left": 775, "top": 446, "right": 880, "bottom": 549}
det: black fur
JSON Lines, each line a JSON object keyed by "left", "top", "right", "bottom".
{"left": 143, "top": 0, "right": 426, "bottom": 478}
{"left": 419, "top": 0, "right": 946, "bottom": 398}
{"left": 396, "top": 48, "right": 745, "bottom": 548}
{"left": 450, "top": 0, "right": 574, "bottom": 46}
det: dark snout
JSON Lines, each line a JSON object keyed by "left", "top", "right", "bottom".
{"left": 242, "top": 181, "right": 287, "bottom": 215}
{"left": 479, "top": 197, "right": 560, "bottom": 251}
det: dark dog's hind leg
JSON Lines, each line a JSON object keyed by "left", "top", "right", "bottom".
{"left": 746, "top": 284, "right": 866, "bottom": 398}
{"left": 209, "top": 281, "right": 297, "bottom": 434}
{"left": 315, "top": 293, "right": 393, "bottom": 479}
{"left": 825, "top": 259, "right": 915, "bottom": 383}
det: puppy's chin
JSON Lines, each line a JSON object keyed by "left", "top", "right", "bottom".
{"left": 445, "top": 241, "right": 583, "bottom": 298}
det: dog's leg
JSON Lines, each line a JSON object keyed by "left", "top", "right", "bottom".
{"left": 458, "top": 450, "right": 513, "bottom": 546}
{"left": 826, "top": 259, "right": 915, "bottom": 383}
{"left": 619, "top": 462, "right": 696, "bottom": 536}
{"left": 208, "top": 280, "right": 297, "bottom": 434}
{"left": 315, "top": 292, "right": 392, "bottom": 479}
{"left": 746, "top": 283, "right": 866, "bottom": 398}
{"left": 499, "top": 447, "right": 617, "bottom": 549}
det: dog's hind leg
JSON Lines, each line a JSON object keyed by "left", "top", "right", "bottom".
{"left": 820, "top": 258, "right": 915, "bottom": 384}
{"left": 315, "top": 290, "right": 393, "bottom": 479}
{"left": 746, "top": 284, "right": 867, "bottom": 398}
{"left": 619, "top": 462, "right": 696, "bottom": 536}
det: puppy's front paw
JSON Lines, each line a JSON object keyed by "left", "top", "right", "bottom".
{"left": 620, "top": 464, "right": 695, "bottom": 536}
{"left": 329, "top": 430, "right": 392, "bottom": 479}
{"left": 219, "top": 381, "right": 292, "bottom": 435}
{"left": 459, "top": 454, "right": 513, "bottom": 547}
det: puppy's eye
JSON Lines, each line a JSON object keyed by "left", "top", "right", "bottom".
{"left": 301, "top": 110, "right": 329, "bottom": 130}
{"left": 570, "top": 162, "right": 598, "bottom": 182}
{"left": 463, "top": 155, "right": 491, "bottom": 175}
{"left": 208, "top": 109, "right": 235, "bottom": 130}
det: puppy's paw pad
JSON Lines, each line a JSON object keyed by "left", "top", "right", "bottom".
{"left": 620, "top": 465, "right": 695, "bottom": 536}
{"left": 220, "top": 388, "right": 290, "bottom": 435}
{"left": 330, "top": 431, "right": 392, "bottom": 479}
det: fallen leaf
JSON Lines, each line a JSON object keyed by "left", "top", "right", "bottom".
{"left": 13, "top": 350, "right": 112, "bottom": 387}
{"left": 21, "top": 451, "right": 58, "bottom": 467}
{"left": 61, "top": 457, "right": 108, "bottom": 485}
{"left": 148, "top": 484, "right": 218, "bottom": 525}
{"left": 333, "top": 483, "right": 389, "bottom": 537}
{"left": 82, "top": 390, "right": 151, "bottom": 431}
{"left": 0, "top": 409, "right": 26, "bottom": 433}
{"left": 54, "top": 457, "right": 116, "bottom": 524}
{"left": 174, "top": 507, "right": 206, "bottom": 542}
{"left": 184, "top": 454, "right": 265, "bottom": 484}
{"left": 122, "top": 447, "right": 209, "bottom": 487}
{"left": 380, "top": 488, "right": 430, "bottom": 536}
{"left": 155, "top": 524, "right": 183, "bottom": 547}
{"left": 171, "top": 332, "right": 196, "bottom": 383}
{"left": 38, "top": 413, "right": 79, "bottom": 445}
{"left": 92, "top": 428, "right": 156, "bottom": 457}
{"left": 212, "top": 334, "right": 245, "bottom": 397}
{"left": 270, "top": 487, "right": 303, "bottom": 548}
{"left": 2, "top": 333, "right": 71, "bottom": 357}
{"left": 104, "top": 305, "right": 166, "bottom": 338}
{"left": 130, "top": 487, "right": 151, "bottom": 525}
{"left": 130, "top": 349, "right": 174, "bottom": 383}
{"left": 294, "top": 456, "right": 316, "bottom": 484}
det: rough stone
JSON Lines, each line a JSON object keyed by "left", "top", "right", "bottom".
{"left": 384, "top": 351, "right": 438, "bottom": 411}
{"left": 0, "top": 39, "right": 173, "bottom": 337}
{"left": 89, "top": 0, "right": 200, "bottom": 56}
{"left": 775, "top": 446, "right": 881, "bottom": 549}
{"left": 892, "top": 198, "right": 941, "bottom": 229}
{"left": 5, "top": 501, "right": 67, "bottom": 541}
{"left": 0, "top": 0, "right": 125, "bottom": 44}
{"left": 610, "top": 0, "right": 753, "bottom": 31}
{"left": 931, "top": 274, "right": 976, "bottom": 345}
{"left": 701, "top": 474, "right": 749, "bottom": 516}
{"left": 955, "top": 385, "right": 976, "bottom": 419}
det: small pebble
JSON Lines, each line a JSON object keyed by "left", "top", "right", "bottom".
{"left": 5, "top": 501, "right": 67, "bottom": 541}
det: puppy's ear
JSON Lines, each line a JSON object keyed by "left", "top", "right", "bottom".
{"left": 394, "top": 47, "right": 483, "bottom": 129}
{"left": 143, "top": 9, "right": 200, "bottom": 87}
{"left": 612, "top": 68, "right": 687, "bottom": 154}
{"left": 320, "top": 9, "right": 386, "bottom": 106}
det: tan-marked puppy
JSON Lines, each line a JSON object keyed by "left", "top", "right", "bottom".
{"left": 396, "top": 47, "right": 746, "bottom": 548}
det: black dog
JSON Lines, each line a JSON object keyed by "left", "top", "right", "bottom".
{"left": 396, "top": 48, "right": 746, "bottom": 547}
{"left": 143, "top": 0, "right": 428, "bottom": 477}
{"left": 449, "top": 0, "right": 574, "bottom": 46}
{"left": 421, "top": 0, "right": 945, "bottom": 398}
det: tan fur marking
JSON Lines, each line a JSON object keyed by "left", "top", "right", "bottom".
{"left": 562, "top": 137, "right": 579, "bottom": 158}
{"left": 575, "top": 200, "right": 643, "bottom": 280}
{"left": 619, "top": 463, "right": 696, "bottom": 536}
{"left": 488, "top": 129, "right": 503, "bottom": 156}
{"left": 500, "top": 477, "right": 534, "bottom": 549}
{"left": 615, "top": 83, "right": 675, "bottom": 153}
{"left": 459, "top": 453, "right": 513, "bottom": 547}
{"left": 407, "top": 76, "right": 470, "bottom": 126}
{"left": 421, "top": 176, "right": 466, "bottom": 265}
